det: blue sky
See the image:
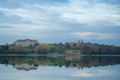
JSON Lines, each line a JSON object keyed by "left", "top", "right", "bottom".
{"left": 0, "top": 0, "right": 120, "bottom": 46}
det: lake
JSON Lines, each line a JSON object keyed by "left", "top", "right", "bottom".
{"left": 0, "top": 55, "right": 120, "bottom": 80}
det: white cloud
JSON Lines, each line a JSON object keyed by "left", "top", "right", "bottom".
{"left": 0, "top": 4, "right": 70, "bottom": 34}
{"left": 0, "top": 22, "right": 67, "bottom": 37}
{"left": 0, "top": 7, "right": 52, "bottom": 24}
{"left": 0, "top": 0, "right": 120, "bottom": 45}
{"left": 53, "top": 0, "right": 120, "bottom": 26}
{"left": 0, "top": 0, "right": 120, "bottom": 26}
{"left": 71, "top": 32, "right": 115, "bottom": 39}
{"left": 71, "top": 32, "right": 93, "bottom": 38}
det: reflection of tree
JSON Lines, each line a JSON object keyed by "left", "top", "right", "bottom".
{"left": 0, "top": 56, "right": 120, "bottom": 70}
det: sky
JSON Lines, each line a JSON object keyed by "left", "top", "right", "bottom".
{"left": 0, "top": 0, "right": 120, "bottom": 46}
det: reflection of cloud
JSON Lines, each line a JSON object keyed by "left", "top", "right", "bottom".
{"left": 57, "top": 78, "right": 67, "bottom": 80}
{"left": 70, "top": 69, "right": 116, "bottom": 77}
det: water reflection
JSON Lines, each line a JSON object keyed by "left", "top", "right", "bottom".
{"left": 0, "top": 56, "right": 120, "bottom": 70}
{"left": 0, "top": 56, "right": 120, "bottom": 80}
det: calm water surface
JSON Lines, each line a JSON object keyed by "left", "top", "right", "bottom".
{"left": 0, "top": 56, "right": 120, "bottom": 80}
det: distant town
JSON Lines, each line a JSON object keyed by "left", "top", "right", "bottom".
{"left": 0, "top": 39, "right": 120, "bottom": 55}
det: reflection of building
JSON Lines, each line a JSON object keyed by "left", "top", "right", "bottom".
{"left": 65, "top": 50, "right": 81, "bottom": 60}
{"left": 65, "top": 56, "right": 81, "bottom": 61}
{"left": 14, "top": 39, "right": 39, "bottom": 47}
{"left": 14, "top": 63, "right": 38, "bottom": 71}
{"left": 68, "top": 64, "right": 81, "bottom": 69}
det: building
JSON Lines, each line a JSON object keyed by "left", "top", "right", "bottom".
{"left": 14, "top": 39, "right": 39, "bottom": 47}
{"left": 65, "top": 50, "right": 81, "bottom": 60}
{"left": 65, "top": 50, "right": 81, "bottom": 54}
{"left": 66, "top": 42, "right": 81, "bottom": 47}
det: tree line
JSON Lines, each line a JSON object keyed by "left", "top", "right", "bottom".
{"left": 0, "top": 42, "right": 120, "bottom": 55}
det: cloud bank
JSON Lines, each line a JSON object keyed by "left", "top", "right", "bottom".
{"left": 0, "top": 0, "right": 120, "bottom": 45}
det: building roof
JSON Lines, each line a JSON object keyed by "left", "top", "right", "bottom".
{"left": 67, "top": 42, "right": 80, "bottom": 45}
{"left": 15, "top": 39, "right": 39, "bottom": 43}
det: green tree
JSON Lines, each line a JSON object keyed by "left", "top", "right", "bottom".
{"left": 34, "top": 44, "right": 50, "bottom": 54}
{"left": 8, "top": 45, "right": 33, "bottom": 54}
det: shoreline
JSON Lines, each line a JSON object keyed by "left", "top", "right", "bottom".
{"left": 0, "top": 54, "right": 120, "bottom": 57}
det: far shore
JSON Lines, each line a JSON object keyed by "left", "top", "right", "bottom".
{"left": 0, "top": 54, "right": 120, "bottom": 57}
